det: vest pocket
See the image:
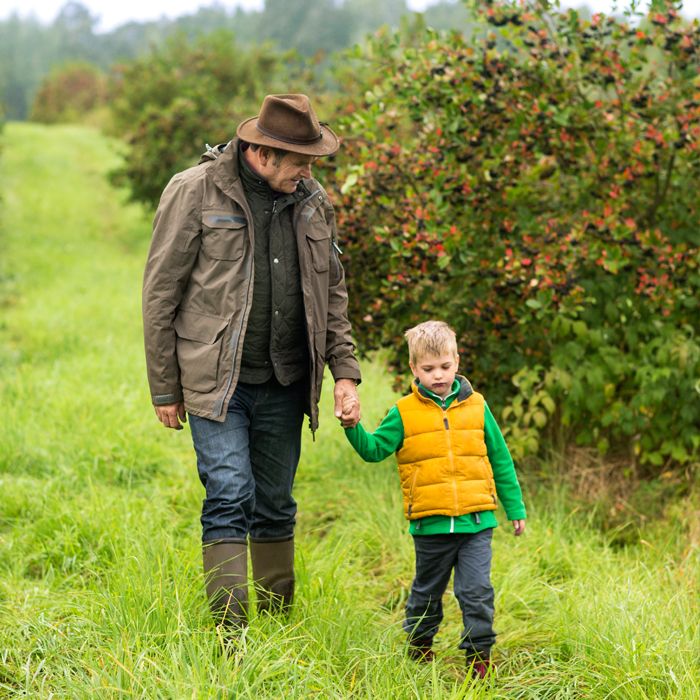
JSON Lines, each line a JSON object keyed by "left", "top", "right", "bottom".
{"left": 480, "top": 456, "right": 497, "bottom": 497}
{"left": 174, "top": 310, "right": 228, "bottom": 392}
{"left": 407, "top": 464, "right": 420, "bottom": 518}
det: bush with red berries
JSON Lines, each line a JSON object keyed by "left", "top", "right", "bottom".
{"left": 328, "top": 1, "right": 700, "bottom": 470}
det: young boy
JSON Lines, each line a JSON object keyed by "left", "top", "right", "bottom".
{"left": 343, "top": 321, "right": 526, "bottom": 678}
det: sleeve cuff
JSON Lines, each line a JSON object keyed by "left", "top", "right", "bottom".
{"left": 152, "top": 392, "right": 183, "bottom": 405}
{"left": 335, "top": 377, "right": 361, "bottom": 385}
{"left": 505, "top": 508, "right": 527, "bottom": 521}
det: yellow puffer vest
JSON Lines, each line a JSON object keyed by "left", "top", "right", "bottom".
{"left": 396, "top": 379, "right": 497, "bottom": 520}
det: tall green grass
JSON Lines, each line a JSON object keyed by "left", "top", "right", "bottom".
{"left": 0, "top": 123, "right": 697, "bottom": 699}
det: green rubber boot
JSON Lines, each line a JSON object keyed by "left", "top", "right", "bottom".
{"left": 250, "top": 537, "right": 295, "bottom": 614}
{"left": 202, "top": 540, "right": 249, "bottom": 630}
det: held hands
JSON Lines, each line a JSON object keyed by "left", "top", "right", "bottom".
{"left": 512, "top": 519, "right": 526, "bottom": 536}
{"left": 334, "top": 379, "right": 360, "bottom": 428}
{"left": 154, "top": 402, "right": 187, "bottom": 430}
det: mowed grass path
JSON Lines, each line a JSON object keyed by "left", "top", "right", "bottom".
{"left": 0, "top": 123, "right": 698, "bottom": 699}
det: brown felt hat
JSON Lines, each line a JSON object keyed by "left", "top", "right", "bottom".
{"left": 237, "top": 94, "right": 339, "bottom": 156}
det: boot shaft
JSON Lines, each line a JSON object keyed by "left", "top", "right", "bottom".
{"left": 250, "top": 537, "right": 295, "bottom": 613}
{"left": 202, "top": 540, "right": 249, "bottom": 628}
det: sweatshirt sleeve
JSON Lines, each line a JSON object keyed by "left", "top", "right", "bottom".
{"left": 484, "top": 403, "right": 527, "bottom": 520}
{"left": 344, "top": 405, "right": 404, "bottom": 462}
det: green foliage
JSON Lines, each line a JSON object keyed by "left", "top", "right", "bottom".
{"left": 108, "top": 31, "right": 284, "bottom": 206}
{"left": 29, "top": 61, "right": 108, "bottom": 124}
{"left": 1, "top": 122, "right": 699, "bottom": 696}
{"left": 328, "top": 0, "right": 700, "bottom": 471}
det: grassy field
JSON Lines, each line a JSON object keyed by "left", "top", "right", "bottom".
{"left": 0, "top": 122, "right": 698, "bottom": 699}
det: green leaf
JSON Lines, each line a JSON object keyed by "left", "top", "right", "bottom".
{"left": 340, "top": 173, "right": 358, "bottom": 195}
{"left": 532, "top": 410, "right": 548, "bottom": 428}
{"left": 541, "top": 395, "right": 556, "bottom": 414}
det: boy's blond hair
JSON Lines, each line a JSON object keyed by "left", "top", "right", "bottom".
{"left": 404, "top": 320, "right": 458, "bottom": 365}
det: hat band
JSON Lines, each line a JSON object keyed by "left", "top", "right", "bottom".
{"left": 256, "top": 122, "right": 323, "bottom": 146}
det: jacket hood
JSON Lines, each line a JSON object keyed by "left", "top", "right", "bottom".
{"left": 198, "top": 142, "right": 228, "bottom": 165}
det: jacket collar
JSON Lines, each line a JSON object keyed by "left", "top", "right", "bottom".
{"left": 412, "top": 375, "right": 473, "bottom": 404}
{"left": 208, "top": 138, "right": 246, "bottom": 203}
{"left": 208, "top": 137, "right": 317, "bottom": 208}
{"left": 456, "top": 375, "right": 474, "bottom": 401}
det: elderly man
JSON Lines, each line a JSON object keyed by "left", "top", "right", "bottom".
{"left": 142, "top": 94, "right": 361, "bottom": 630}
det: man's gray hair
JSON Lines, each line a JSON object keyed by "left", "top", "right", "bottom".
{"left": 248, "top": 142, "right": 289, "bottom": 166}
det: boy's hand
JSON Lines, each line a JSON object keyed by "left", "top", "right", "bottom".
{"left": 512, "top": 519, "right": 526, "bottom": 536}
{"left": 342, "top": 396, "right": 357, "bottom": 414}
{"left": 334, "top": 379, "right": 360, "bottom": 428}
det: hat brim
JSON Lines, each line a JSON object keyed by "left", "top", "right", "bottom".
{"left": 236, "top": 116, "right": 339, "bottom": 156}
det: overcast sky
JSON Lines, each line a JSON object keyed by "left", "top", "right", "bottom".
{"left": 2, "top": 0, "right": 699, "bottom": 32}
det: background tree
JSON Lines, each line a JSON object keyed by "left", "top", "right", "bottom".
{"left": 108, "top": 30, "right": 288, "bottom": 205}
{"left": 30, "top": 62, "right": 107, "bottom": 124}
{"left": 50, "top": 2, "right": 101, "bottom": 64}
{"left": 0, "top": 0, "right": 471, "bottom": 122}
{"left": 0, "top": 14, "right": 51, "bottom": 120}
{"left": 258, "top": 0, "right": 355, "bottom": 55}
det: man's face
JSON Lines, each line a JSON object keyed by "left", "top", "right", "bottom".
{"left": 262, "top": 151, "right": 317, "bottom": 193}
{"left": 410, "top": 352, "right": 459, "bottom": 399}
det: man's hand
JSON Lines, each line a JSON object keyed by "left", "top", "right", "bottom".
{"left": 512, "top": 519, "right": 526, "bottom": 536}
{"left": 334, "top": 379, "right": 360, "bottom": 428}
{"left": 154, "top": 402, "right": 187, "bottom": 430}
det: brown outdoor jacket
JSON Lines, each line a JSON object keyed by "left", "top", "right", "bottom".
{"left": 142, "top": 138, "right": 361, "bottom": 430}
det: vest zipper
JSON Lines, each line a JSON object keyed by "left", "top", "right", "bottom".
{"left": 443, "top": 407, "right": 459, "bottom": 515}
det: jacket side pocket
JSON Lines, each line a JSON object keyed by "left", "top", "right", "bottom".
{"left": 174, "top": 310, "right": 229, "bottom": 393}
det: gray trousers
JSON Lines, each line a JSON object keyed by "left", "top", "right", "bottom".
{"left": 404, "top": 529, "right": 495, "bottom": 653}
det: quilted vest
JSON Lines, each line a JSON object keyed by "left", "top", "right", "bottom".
{"left": 237, "top": 148, "right": 308, "bottom": 385}
{"left": 396, "top": 381, "right": 497, "bottom": 520}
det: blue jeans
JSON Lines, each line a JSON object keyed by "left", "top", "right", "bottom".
{"left": 404, "top": 529, "right": 496, "bottom": 653}
{"left": 189, "top": 378, "right": 306, "bottom": 543}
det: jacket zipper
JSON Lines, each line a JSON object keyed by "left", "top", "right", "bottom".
{"left": 293, "top": 188, "right": 324, "bottom": 433}
{"left": 213, "top": 197, "right": 256, "bottom": 417}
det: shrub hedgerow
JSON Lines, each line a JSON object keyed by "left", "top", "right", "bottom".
{"left": 327, "top": 1, "right": 700, "bottom": 471}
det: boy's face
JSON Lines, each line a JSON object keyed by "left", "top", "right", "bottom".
{"left": 410, "top": 352, "right": 459, "bottom": 399}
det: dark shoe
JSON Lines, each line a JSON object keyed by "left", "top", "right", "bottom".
{"left": 465, "top": 650, "right": 492, "bottom": 679}
{"left": 408, "top": 639, "right": 435, "bottom": 662}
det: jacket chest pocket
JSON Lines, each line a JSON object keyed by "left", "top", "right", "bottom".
{"left": 202, "top": 213, "right": 247, "bottom": 261}
{"left": 305, "top": 228, "right": 330, "bottom": 273}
